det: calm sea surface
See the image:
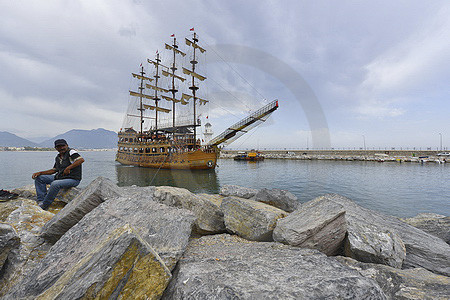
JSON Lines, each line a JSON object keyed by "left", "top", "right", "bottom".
{"left": 1, "top": 150, "right": 449, "bottom": 218}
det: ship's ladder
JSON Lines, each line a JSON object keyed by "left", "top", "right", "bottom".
{"left": 208, "top": 100, "right": 279, "bottom": 146}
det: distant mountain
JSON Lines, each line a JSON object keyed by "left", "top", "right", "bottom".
{"left": 0, "top": 131, "right": 38, "bottom": 147}
{"left": 39, "top": 128, "right": 117, "bottom": 149}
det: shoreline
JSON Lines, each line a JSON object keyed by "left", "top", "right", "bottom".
{"left": 220, "top": 149, "right": 448, "bottom": 163}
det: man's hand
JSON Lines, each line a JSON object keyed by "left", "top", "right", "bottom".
{"left": 63, "top": 168, "right": 71, "bottom": 175}
{"left": 32, "top": 172, "right": 41, "bottom": 179}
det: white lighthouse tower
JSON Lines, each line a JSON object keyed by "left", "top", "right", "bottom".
{"left": 203, "top": 122, "right": 213, "bottom": 144}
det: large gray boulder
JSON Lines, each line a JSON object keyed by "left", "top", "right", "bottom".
{"left": 401, "top": 213, "right": 450, "bottom": 244}
{"left": 221, "top": 196, "right": 287, "bottom": 241}
{"left": 252, "top": 188, "right": 299, "bottom": 212}
{"left": 6, "top": 196, "right": 195, "bottom": 299}
{"left": 25, "top": 224, "right": 171, "bottom": 299}
{"left": 337, "top": 256, "right": 450, "bottom": 300}
{"left": 344, "top": 220, "right": 406, "bottom": 268}
{"left": 219, "top": 185, "right": 258, "bottom": 199}
{"left": 0, "top": 201, "right": 54, "bottom": 297}
{"left": 0, "top": 223, "right": 20, "bottom": 270}
{"left": 313, "top": 194, "right": 450, "bottom": 276}
{"left": 153, "top": 186, "right": 226, "bottom": 234}
{"left": 273, "top": 197, "right": 347, "bottom": 255}
{"left": 162, "top": 234, "right": 387, "bottom": 299}
{"left": 40, "top": 176, "right": 123, "bottom": 243}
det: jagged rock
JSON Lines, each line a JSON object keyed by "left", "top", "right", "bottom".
{"left": 252, "top": 188, "right": 299, "bottom": 212}
{"left": 337, "top": 256, "right": 450, "bottom": 300}
{"left": 219, "top": 185, "right": 258, "bottom": 199}
{"left": 40, "top": 176, "right": 123, "bottom": 243}
{"left": 6, "top": 196, "right": 195, "bottom": 298}
{"left": 12, "top": 184, "right": 81, "bottom": 203}
{"left": 344, "top": 220, "right": 406, "bottom": 268}
{"left": 0, "top": 223, "right": 20, "bottom": 270}
{"left": 153, "top": 186, "right": 225, "bottom": 234}
{"left": 162, "top": 234, "right": 387, "bottom": 299}
{"left": 273, "top": 197, "right": 346, "bottom": 255}
{"left": 313, "top": 194, "right": 450, "bottom": 276}
{"left": 0, "top": 201, "right": 54, "bottom": 296}
{"left": 22, "top": 225, "right": 171, "bottom": 300}
{"left": 0, "top": 199, "right": 23, "bottom": 222}
{"left": 220, "top": 196, "right": 287, "bottom": 241}
{"left": 401, "top": 213, "right": 450, "bottom": 244}
{"left": 121, "top": 185, "right": 155, "bottom": 201}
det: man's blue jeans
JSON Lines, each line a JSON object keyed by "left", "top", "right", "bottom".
{"left": 35, "top": 175, "right": 80, "bottom": 210}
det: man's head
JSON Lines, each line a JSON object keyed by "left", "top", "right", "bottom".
{"left": 54, "top": 139, "right": 68, "bottom": 153}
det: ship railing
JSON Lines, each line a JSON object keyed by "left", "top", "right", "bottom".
{"left": 158, "top": 116, "right": 200, "bottom": 130}
{"left": 209, "top": 100, "right": 278, "bottom": 146}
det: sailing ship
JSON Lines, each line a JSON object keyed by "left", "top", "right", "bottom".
{"left": 116, "top": 30, "right": 278, "bottom": 170}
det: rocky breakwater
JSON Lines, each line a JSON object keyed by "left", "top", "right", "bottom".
{"left": 0, "top": 180, "right": 448, "bottom": 299}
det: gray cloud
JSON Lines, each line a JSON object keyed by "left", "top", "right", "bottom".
{"left": 0, "top": 0, "right": 448, "bottom": 148}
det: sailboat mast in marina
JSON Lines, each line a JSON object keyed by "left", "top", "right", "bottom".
{"left": 116, "top": 30, "right": 279, "bottom": 170}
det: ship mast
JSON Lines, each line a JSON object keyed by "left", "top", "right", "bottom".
{"left": 147, "top": 53, "right": 170, "bottom": 131}
{"left": 164, "top": 37, "right": 186, "bottom": 131}
{"left": 138, "top": 66, "right": 145, "bottom": 135}
{"left": 183, "top": 31, "right": 207, "bottom": 145}
{"left": 128, "top": 68, "right": 155, "bottom": 135}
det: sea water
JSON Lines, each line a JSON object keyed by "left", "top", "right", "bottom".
{"left": 1, "top": 150, "right": 448, "bottom": 218}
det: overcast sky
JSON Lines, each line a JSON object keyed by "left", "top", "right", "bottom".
{"left": 1, "top": 1, "right": 448, "bottom": 149}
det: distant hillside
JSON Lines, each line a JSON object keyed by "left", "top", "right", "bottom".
{"left": 38, "top": 128, "right": 117, "bottom": 149}
{"left": 0, "top": 131, "right": 38, "bottom": 147}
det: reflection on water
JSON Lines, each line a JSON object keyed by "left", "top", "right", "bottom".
{"left": 115, "top": 164, "right": 220, "bottom": 194}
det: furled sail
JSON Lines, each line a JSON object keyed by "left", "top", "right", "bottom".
{"left": 185, "top": 38, "right": 206, "bottom": 53}
{"left": 182, "top": 68, "right": 206, "bottom": 81}
{"left": 181, "top": 93, "right": 192, "bottom": 101}
{"left": 198, "top": 98, "right": 209, "bottom": 105}
{"left": 162, "top": 95, "right": 181, "bottom": 103}
{"left": 129, "top": 91, "right": 154, "bottom": 100}
{"left": 165, "top": 44, "right": 186, "bottom": 56}
{"left": 161, "top": 70, "right": 186, "bottom": 82}
{"left": 147, "top": 59, "right": 169, "bottom": 69}
{"left": 143, "top": 104, "right": 171, "bottom": 113}
{"left": 132, "top": 73, "right": 153, "bottom": 82}
{"left": 146, "top": 84, "right": 169, "bottom": 93}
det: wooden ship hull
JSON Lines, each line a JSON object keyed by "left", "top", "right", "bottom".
{"left": 116, "top": 131, "right": 218, "bottom": 170}
{"left": 116, "top": 142, "right": 218, "bottom": 170}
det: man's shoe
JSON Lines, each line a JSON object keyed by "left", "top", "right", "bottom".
{"left": 39, "top": 202, "right": 49, "bottom": 211}
{"left": 0, "top": 189, "right": 19, "bottom": 201}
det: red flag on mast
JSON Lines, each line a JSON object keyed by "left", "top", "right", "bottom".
{"left": 190, "top": 27, "right": 194, "bottom": 31}
{"left": 170, "top": 34, "right": 175, "bottom": 37}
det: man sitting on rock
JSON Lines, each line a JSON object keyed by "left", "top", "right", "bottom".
{"left": 32, "top": 139, "right": 85, "bottom": 210}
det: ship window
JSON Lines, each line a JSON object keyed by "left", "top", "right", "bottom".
{"left": 134, "top": 148, "right": 138, "bottom": 152}
{"left": 145, "top": 148, "right": 150, "bottom": 153}
{"left": 160, "top": 147, "right": 165, "bottom": 153}
{"left": 152, "top": 147, "right": 157, "bottom": 153}
{"left": 124, "top": 138, "right": 128, "bottom": 142}
{"left": 139, "top": 148, "right": 144, "bottom": 153}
